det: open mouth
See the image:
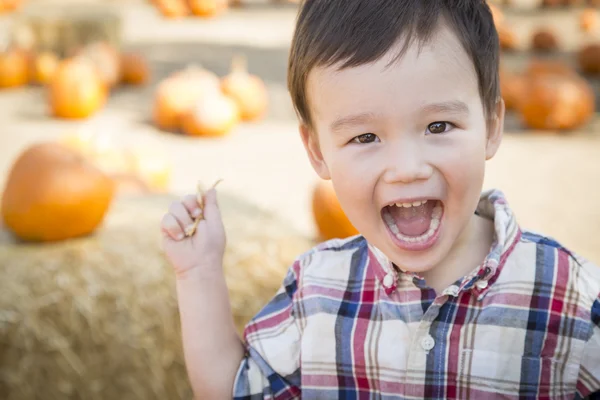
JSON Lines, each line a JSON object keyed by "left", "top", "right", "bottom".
{"left": 381, "top": 199, "right": 444, "bottom": 250}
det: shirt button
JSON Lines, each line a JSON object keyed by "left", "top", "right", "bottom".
{"left": 421, "top": 335, "right": 435, "bottom": 351}
{"left": 476, "top": 280, "right": 489, "bottom": 290}
{"left": 447, "top": 285, "right": 460, "bottom": 297}
{"left": 383, "top": 273, "right": 395, "bottom": 288}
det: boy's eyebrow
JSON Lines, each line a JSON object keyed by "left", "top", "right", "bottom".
{"left": 420, "top": 100, "right": 470, "bottom": 116}
{"left": 330, "top": 112, "right": 379, "bottom": 133}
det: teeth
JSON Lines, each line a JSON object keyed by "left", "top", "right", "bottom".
{"left": 432, "top": 205, "right": 442, "bottom": 219}
{"left": 393, "top": 200, "right": 429, "bottom": 208}
{"left": 430, "top": 217, "right": 440, "bottom": 229}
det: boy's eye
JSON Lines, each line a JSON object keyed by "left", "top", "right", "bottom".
{"left": 427, "top": 121, "right": 454, "bottom": 134}
{"left": 351, "top": 133, "right": 379, "bottom": 144}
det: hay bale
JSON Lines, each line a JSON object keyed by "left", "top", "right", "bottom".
{"left": 0, "top": 192, "right": 314, "bottom": 400}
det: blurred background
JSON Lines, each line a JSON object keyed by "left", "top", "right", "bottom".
{"left": 0, "top": 0, "right": 599, "bottom": 398}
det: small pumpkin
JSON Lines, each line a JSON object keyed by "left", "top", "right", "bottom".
{"left": 156, "top": 0, "right": 190, "bottom": 18}
{"left": 50, "top": 57, "right": 108, "bottom": 119}
{"left": 580, "top": 9, "right": 598, "bottom": 33}
{"left": 30, "top": 51, "right": 60, "bottom": 85}
{"left": 120, "top": 52, "right": 149, "bottom": 85}
{"left": 0, "top": 38, "right": 29, "bottom": 88}
{"left": 127, "top": 146, "right": 172, "bottom": 192}
{"left": 578, "top": 44, "right": 600, "bottom": 76}
{"left": 531, "top": 28, "right": 559, "bottom": 52}
{"left": 153, "top": 66, "right": 221, "bottom": 131}
{"left": 221, "top": 55, "right": 268, "bottom": 122}
{"left": 59, "top": 130, "right": 131, "bottom": 176}
{"left": 500, "top": 67, "right": 527, "bottom": 111}
{"left": 181, "top": 91, "right": 240, "bottom": 137}
{"left": 78, "top": 42, "right": 122, "bottom": 88}
{"left": 519, "top": 73, "right": 595, "bottom": 131}
{"left": 498, "top": 25, "right": 519, "bottom": 51}
{"left": 188, "top": 0, "right": 228, "bottom": 17}
{"left": 312, "top": 180, "right": 358, "bottom": 241}
{"left": 525, "top": 59, "right": 574, "bottom": 77}
{"left": 1, "top": 142, "right": 115, "bottom": 242}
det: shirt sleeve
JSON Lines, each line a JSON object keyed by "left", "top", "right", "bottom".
{"left": 232, "top": 258, "right": 303, "bottom": 400}
{"left": 576, "top": 294, "right": 600, "bottom": 399}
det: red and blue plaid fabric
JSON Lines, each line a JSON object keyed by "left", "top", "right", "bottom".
{"left": 233, "top": 190, "right": 600, "bottom": 399}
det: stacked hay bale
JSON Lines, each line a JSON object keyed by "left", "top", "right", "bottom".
{"left": 0, "top": 192, "right": 314, "bottom": 399}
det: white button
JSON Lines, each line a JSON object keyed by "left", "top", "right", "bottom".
{"left": 476, "top": 280, "right": 489, "bottom": 290}
{"left": 421, "top": 335, "right": 435, "bottom": 351}
{"left": 447, "top": 285, "right": 460, "bottom": 296}
{"left": 383, "top": 273, "right": 395, "bottom": 288}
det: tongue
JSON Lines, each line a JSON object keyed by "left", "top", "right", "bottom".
{"left": 388, "top": 201, "right": 435, "bottom": 236}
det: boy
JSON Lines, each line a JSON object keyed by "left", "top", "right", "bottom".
{"left": 160, "top": 0, "right": 600, "bottom": 398}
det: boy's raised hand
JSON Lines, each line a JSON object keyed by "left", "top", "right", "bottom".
{"left": 160, "top": 187, "right": 226, "bottom": 279}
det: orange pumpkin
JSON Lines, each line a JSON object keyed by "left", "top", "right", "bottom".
{"left": 578, "top": 44, "right": 600, "bottom": 76}
{"left": 181, "top": 91, "right": 240, "bottom": 137}
{"left": 500, "top": 68, "right": 527, "bottom": 111}
{"left": 156, "top": 0, "right": 190, "bottom": 18}
{"left": 1, "top": 142, "right": 115, "bottom": 242}
{"left": 78, "top": 42, "right": 122, "bottom": 88}
{"left": 50, "top": 57, "right": 108, "bottom": 119}
{"left": 0, "top": 44, "right": 29, "bottom": 88}
{"left": 120, "top": 52, "right": 149, "bottom": 85}
{"left": 312, "top": 180, "right": 358, "bottom": 241}
{"left": 580, "top": 9, "right": 599, "bottom": 33}
{"left": 153, "top": 66, "right": 221, "bottom": 131}
{"left": 30, "top": 51, "right": 60, "bottom": 85}
{"left": 531, "top": 29, "right": 559, "bottom": 52}
{"left": 188, "top": 0, "right": 228, "bottom": 17}
{"left": 519, "top": 73, "right": 595, "bottom": 131}
{"left": 221, "top": 55, "right": 268, "bottom": 122}
{"left": 498, "top": 25, "right": 518, "bottom": 51}
{"left": 525, "top": 60, "right": 574, "bottom": 77}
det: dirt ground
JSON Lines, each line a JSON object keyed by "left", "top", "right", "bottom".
{"left": 0, "top": 2, "right": 599, "bottom": 263}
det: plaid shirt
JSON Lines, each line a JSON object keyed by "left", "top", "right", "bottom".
{"left": 233, "top": 190, "right": 600, "bottom": 399}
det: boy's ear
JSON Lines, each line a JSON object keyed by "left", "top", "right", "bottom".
{"left": 299, "top": 124, "right": 331, "bottom": 180}
{"left": 486, "top": 98, "right": 505, "bottom": 160}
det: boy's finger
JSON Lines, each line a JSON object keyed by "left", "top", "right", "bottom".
{"left": 160, "top": 213, "right": 186, "bottom": 240}
{"left": 182, "top": 194, "right": 203, "bottom": 218}
{"left": 168, "top": 201, "right": 194, "bottom": 228}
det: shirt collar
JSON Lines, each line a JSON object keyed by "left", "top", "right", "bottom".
{"left": 368, "top": 189, "right": 522, "bottom": 299}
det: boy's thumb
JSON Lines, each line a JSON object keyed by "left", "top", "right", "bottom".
{"left": 202, "top": 188, "right": 221, "bottom": 222}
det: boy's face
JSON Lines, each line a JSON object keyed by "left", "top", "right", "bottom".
{"left": 301, "top": 25, "right": 504, "bottom": 274}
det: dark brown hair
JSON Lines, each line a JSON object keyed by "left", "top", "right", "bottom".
{"left": 288, "top": 0, "right": 500, "bottom": 129}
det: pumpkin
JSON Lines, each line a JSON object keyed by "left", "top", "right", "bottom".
{"left": 580, "top": 9, "right": 598, "bottom": 33}
{"left": 221, "top": 55, "right": 268, "bottom": 122}
{"left": 181, "top": 91, "right": 240, "bottom": 137}
{"left": 188, "top": 0, "right": 228, "bottom": 17}
{"left": 156, "top": 0, "right": 190, "bottom": 18}
{"left": 50, "top": 57, "right": 108, "bottom": 119}
{"left": 59, "top": 130, "right": 131, "bottom": 177}
{"left": 1, "top": 142, "right": 115, "bottom": 242}
{"left": 0, "top": 0, "right": 21, "bottom": 11}
{"left": 127, "top": 147, "right": 172, "bottom": 192}
{"left": 78, "top": 42, "right": 122, "bottom": 88}
{"left": 500, "top": 67, "right": 527, "bottom": 111}
{"left": 312, "top": 180, "right": 358, "bottom": 241}
{"left": 519, "top": 73, "right": 595, "bottom": 131}
{"left": 153, "top": 66, "right": 220, "bottom": 131}
{"left": 0, "top": 45, "right": 28, "bottom": 88}
{"left": 30, "top": 51, "right": 59, "bottom": 85}
{"left": 578, "top": 44, "right": 600, "bottom": 76}
{"left": 498, "top": 25, "right": 519, "bottom": 51}
{"left": 531, "top": 29, "right": 559, "bottom": 52}
{"left": 120, "top": 52, "right": 149, "bottom": 85}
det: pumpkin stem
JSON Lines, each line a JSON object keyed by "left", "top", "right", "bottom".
{"left": 230, "top": 54, "right": 247, "bottom": 75}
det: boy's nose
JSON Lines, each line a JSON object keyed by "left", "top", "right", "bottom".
{"left": 382, "top": 140, "right": 433, "bottom": 184}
